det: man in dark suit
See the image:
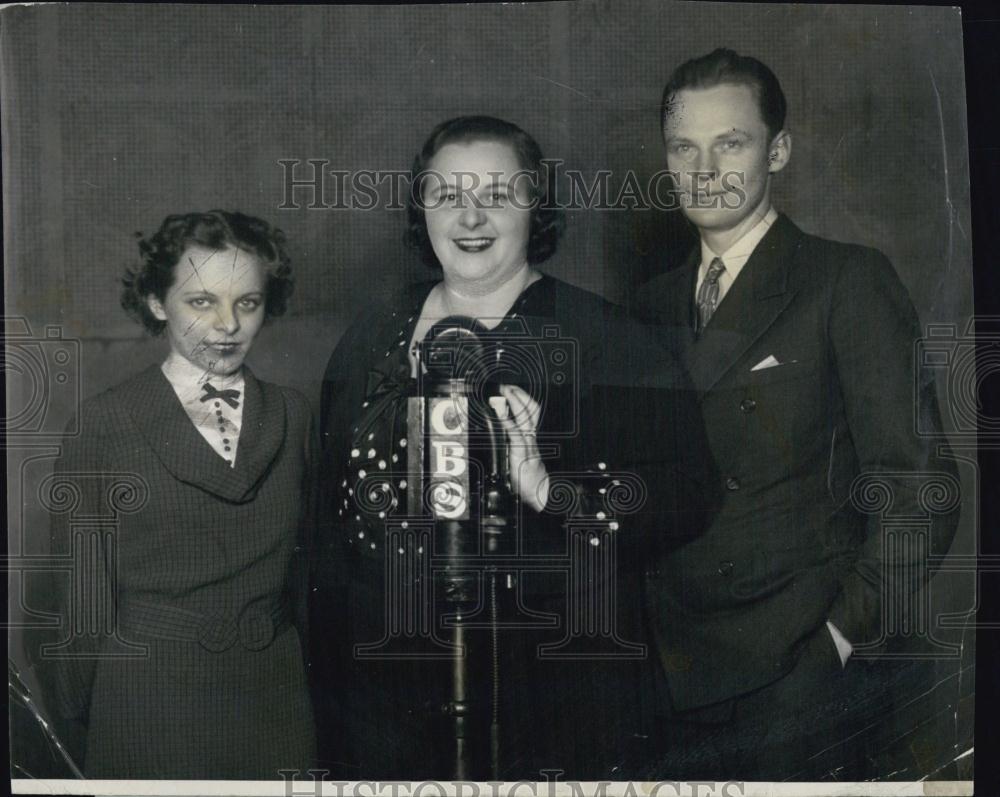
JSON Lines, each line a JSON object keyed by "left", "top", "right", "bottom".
{"left": 635, "top": 48, "right": 960, "bottom": 779}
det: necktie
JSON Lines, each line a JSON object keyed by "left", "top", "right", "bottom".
{"left": 696, "top": 257, "right": 726, "bottom": 332}
{"left": 200, "top": 382, "right": 241, "bottom": 409}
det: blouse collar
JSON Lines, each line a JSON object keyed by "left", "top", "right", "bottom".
{"left": 117, "top": 364, "right": 286, "bottom": 503}
{"left": 161, "top": 353, "right": 244, "bottom": 397}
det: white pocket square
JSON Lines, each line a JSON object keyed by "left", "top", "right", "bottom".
{"left": 750, "top": 355, "right": 781, "bottom": 371}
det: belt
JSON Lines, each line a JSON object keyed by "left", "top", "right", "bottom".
{"left": 119, "top": 595, "right": 291, "bottom": 653}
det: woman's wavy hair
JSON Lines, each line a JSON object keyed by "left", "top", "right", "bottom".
{"left": 121, "top": 210, "right": 294, "bottom": 335}
{"left": 404, "top": 115, "right": 565, "bottom": 269}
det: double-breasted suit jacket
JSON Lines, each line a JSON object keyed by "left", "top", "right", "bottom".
{"left": 637, "top": 214, "right": 959, "bottom": 712}
{"left": 44, "top": 364, "right": 316, "bottom": 779}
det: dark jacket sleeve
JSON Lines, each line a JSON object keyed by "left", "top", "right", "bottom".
{"left": 531, "top": 297, "right": 717, "bottom": 560}
{"left": 285, "top": 388, "right": 318, "bottom": 659}
{"left": 313, "top": 311, "right": 370, "bottom": 631}
{"left": 825, "top": 249, "right": 960, "bottom": 645}
{"left": 310, "top": 305, "right": 387, "bottom": 770}
{"left": 41, "top": 401, "right": 109, "bottom": 726}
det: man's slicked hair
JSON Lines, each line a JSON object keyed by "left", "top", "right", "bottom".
{"left": 661, "top": 48, "right": 787, "bottom": 140}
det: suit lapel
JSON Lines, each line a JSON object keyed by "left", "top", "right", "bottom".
{"left": 234, "top": 366, "right": 288, "bottom": 491}
{"left": 664, "top": 247, "right": 700, "bottom": 376}
{"left": 685, "top": 215, "right": 802, "bottom": 395}
{"left": 675, "top": 247, "right": 700, "bottom": 334}
{"left": 120, "top": 365, "right": 286, "bottom": 503}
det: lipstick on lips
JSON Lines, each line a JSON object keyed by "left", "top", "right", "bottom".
{"left": 208, "top": 341, "right": 241, "bottom": 357}
{"left": 453, "top": 237, "right": 496, "bottom": 253}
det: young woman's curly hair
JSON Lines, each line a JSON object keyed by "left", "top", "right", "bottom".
{"left": 121, "top": 210, "right": 294, "bottom": 334}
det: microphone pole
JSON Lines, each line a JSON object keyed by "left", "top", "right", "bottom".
{"left": 417, "top": 319, "right": 515, "bottom": 780}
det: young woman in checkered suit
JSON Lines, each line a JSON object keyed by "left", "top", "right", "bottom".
{"left": 44, "top": 211, "right": 316, "bottom": 779}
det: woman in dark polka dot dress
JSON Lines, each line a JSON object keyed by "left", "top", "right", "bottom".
{"left": 311, "top": 118, "right": 713, "bottom": 780}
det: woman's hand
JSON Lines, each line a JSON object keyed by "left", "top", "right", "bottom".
{"left": 495, "top": 384, "right": 549, "bottom": 512}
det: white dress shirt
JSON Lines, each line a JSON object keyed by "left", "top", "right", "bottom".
{"left": 695, "top": 206, "right": 779, "bottom": 305}
{"left": 161, "top": 355, "right": 244, "bottom": 468}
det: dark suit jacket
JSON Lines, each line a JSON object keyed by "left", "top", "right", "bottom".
{"left": 636, "top": 214, "right": 959, "bottom": 712}
{"left": 42, "top": 364, "right": 316, "bottom": 778}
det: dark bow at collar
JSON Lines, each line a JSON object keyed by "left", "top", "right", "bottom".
{"left": 200, "top": 382, "right": 241, "bottom": 409}
{"left": 118, "top": 365, "right": 287, "bottom": 503}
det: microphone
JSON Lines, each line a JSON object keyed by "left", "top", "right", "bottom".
{"left": 416, "top": 316, "right": 511, "bottom": 541}
{"left": 413, "top": 316, "right": 516, "bottom": 779}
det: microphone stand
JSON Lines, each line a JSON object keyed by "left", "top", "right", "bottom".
{"left": 481, "top": 406, "right": 512, "bottom": 780}
{"left": 418, "top": 320, "right": 515, "bottom": 780}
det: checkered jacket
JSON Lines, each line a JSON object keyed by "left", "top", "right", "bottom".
{"left": 43, "top": 364, "right": 316, "bottom": 779}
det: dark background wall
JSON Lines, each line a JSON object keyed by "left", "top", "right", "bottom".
{"left": 2, "top": 1, "right": 971, "bottom": 406}
{"left": 3, "top": 0, "right": 975, "bottom": 780}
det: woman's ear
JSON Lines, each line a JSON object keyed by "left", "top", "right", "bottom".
{"left": 146, "top": 295, "right": 168, "bottom": 321}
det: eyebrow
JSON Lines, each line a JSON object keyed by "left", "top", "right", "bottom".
{"left": 666, "top": 129, "right": 755, "bottom": 143}
{"left": 179, "top": 289, "right": 264, "bottom": 298}
{"left": 427, "top": 179, "right": 516, "bottom": 193}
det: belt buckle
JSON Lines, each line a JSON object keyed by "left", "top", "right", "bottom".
{"left": 198, "top": 611, "right": 239, "bottom": 652}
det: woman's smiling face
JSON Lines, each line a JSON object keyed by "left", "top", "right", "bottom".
{"left": 421, "top": 139, "right": 534, "bottom": 290}
{"left": 147, "top": 244, "right": 267, "bottom": 377}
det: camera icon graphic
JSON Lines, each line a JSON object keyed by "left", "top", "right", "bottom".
{"left": 915, "top": 318, "right": 1000, "bottom": 440}
{"left": 2, "top": 317, "right": 81, "bottom": 437}
{"left": 416, "top": 316, "right": 580, "bottom": 440}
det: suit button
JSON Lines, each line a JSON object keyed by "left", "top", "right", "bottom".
{"left": 740, "top": 398, "right": 756, "bottom": 412}
{"left": 726, "top": 477, "right": 741, "bottom": 491}
{"left": 718, "top": 561, "right": 734, "bottom": 576}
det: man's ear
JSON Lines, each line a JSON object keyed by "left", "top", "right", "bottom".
{"left": 146, "top": 295, "right": 168, "bottom": 321}
{"left": 768, "top": 130, "right": 792, "bottom": 174}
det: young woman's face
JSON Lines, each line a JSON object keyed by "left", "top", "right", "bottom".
{"left": 147, "top": 244, "right": 267, "bottom": 377}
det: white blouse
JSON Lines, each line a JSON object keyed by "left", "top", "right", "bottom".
{"left": 161, "top": 355, "right": 245, "bottom": 468}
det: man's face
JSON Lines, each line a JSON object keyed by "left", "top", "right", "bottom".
{"left": 663, "top": 83, "right": 789, "bottom": 237}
